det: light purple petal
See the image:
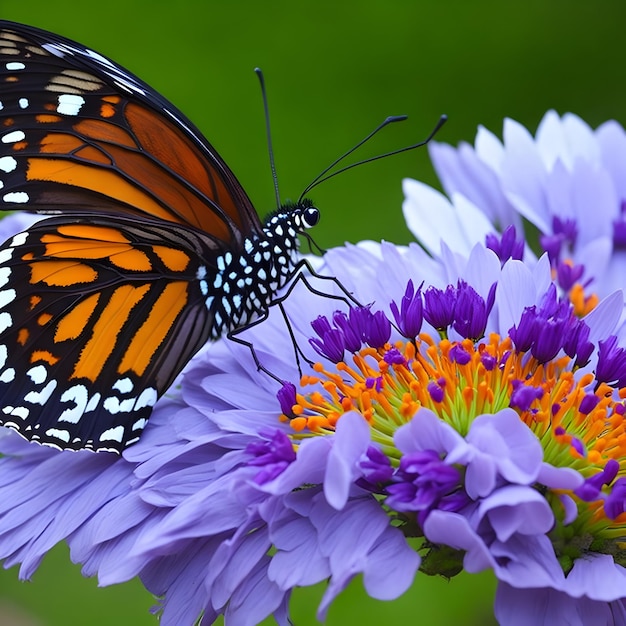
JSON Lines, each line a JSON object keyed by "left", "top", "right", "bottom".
{"left": 474, "top": 485, "right": 554, "bottom": 542}
{"left": 467, "top": 410, "right": 543, "bottom": 486}
{"left": 537, "top": 462, "right": 584, "bottom": 491}
{"left": 423, "top": 510, "right": 494, "bottom": 573}
{"left": 361, "top": 527, "right": 420, "bottom": 600}
{"left": 324, "top": 411, "right": 371, "bottom": 509}
{"left": 394, "top": 408, "right": 466, "bottom": 457}
{"left": 563, "top": 554, "right": 626, "bottom": 601}
{"left": 495, "top": 582, "right": 626, "bottom": 626}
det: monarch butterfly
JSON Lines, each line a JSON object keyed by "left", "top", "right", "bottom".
{"left": 0, "top": 21, "right": 442, "bottom": 454}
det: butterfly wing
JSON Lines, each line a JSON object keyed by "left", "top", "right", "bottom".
{"left": 0, "top": 21, "right": 271, "bottom": 452}
{"left": 0, "top": 20, "right": 261, "bottom": 243}
{"left": 0, "top": 213, "right": 216, "bottom": 452}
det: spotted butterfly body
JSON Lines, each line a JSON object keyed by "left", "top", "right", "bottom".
{"left": 0, "top": 21, "right": 319, "bottom": 452}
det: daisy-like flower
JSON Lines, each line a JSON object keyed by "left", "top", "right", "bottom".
{"left": 1, "top": 197, "right": 626, "bottom": 626}
{"left": 421, "top": 110, "right": 626, "bottom": 298}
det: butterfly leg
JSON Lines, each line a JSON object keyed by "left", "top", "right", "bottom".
{"left": 228, "top": 266, "right": 361, "bottom": 382}
{"left": 227, "top": 312, "right": 286, "bottom": 385}
{"left": 289, "top": 259, "right": 363, "bottom": 307}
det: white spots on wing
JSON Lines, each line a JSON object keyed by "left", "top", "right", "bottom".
{"left": 0, "top": 311, "right": 12, "bottom": 334}
{"left": 99, "top": 425, "right": 124, "bottom": 443}
{"left": 0, "top": 345, "right": 7, "bottom": 369}
{"left": 103, "top": 396, "right": 135, "bottom": 414}
{"left": 18, "top": 98, "right": 28, "bottom": 109}
{"left": 58, "top": 384, "right": 88, "bottom": 423}
{"left": 45, "top": 427, "right": 70, "bottom": 443}
{"left": 56, "top": 93, "right": 85, "bottom": 116}
{"left": 85, "top": 392, "right": 101, "bottom": 413}
{"left": 5, "top": 61, "right": 25, "bottom": 71}
{"left": 4, "top": 405, "right": 28, "bottom": 419}
{"left": 3, "top": 192, "right": 29, "bottom": 204}
{"left": 0, "top": 367, "right": 15, "bottom": 383}
{"left": 1, "top": 130, "right": 25, "bottom": 144}
{"left": 10, "top": 232, "right": 28, "bottom": 247}
{"left": 25, "top": 379, "right": 57, "bottom": 405}
{"left": 0, "top": 289, "right": 15, "bottom": 308}
{"left": 0, "top": 267, "right": 11, "bottom": 288}
{"left": 26, "top": 364, "right": 47, "bottom": 385}
{"left": 132, "top": 417, "right": 147, "bottom": 432}
{"left": 0, "top": 156, "right": 17, "bottom": 172}
{"left": 135, "top": 387, "right": 157, "bottom": 410}
{"left": 112, "top": 377, "right": 133, "bottom": 394}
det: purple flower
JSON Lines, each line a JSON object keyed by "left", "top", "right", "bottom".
{"left": 427, "top": 111, "right": 626, "bottom": 298}
{"left": 309, "top": 316, "right": 346, "bottom": 362}
{"left": 509, "top": 380, "right": 544, "bottom": 412}
{"left": 277, "top": 381, "right": 297, "bottom": 416}
{"left": 596, "top": 335, "right": 626, "bottom": 388}
{"left": 390, "top": 280, "right": 423, "bottom": 339}
{"left": 1, "top": 120, "right": 626, "bottom": 626}
{"left": 364, "top": 310, "right": 392, "bottom": 348}
{"left": 452, "top": 281, "right": 495, "bottom": 339}
{"left": 423, "top": 284, "right": 457, "bottom": 331}
{"left": 486, "top": 225, "right": 524, "bottom": 264}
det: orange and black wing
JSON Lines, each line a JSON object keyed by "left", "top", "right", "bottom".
{"left": 0, "top": 21, "right": 269, "bottom": 452}
{"left": 0, "top": 20, "right": 261, "bottom": 245}
{"left": 0, "top": 214, "right": 215, "bottom": 452}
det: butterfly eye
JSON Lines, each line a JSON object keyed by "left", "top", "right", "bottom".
{"left": 302, "top": 206, "right": 320, "bottom": 229}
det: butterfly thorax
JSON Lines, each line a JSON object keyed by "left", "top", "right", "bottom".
{"left": 199, "top": 201, "right": 320, "bottom": 338}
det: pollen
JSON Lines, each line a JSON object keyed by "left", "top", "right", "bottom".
{"left": 282, "top": 332, "right": 626, "bottom": 512}
{"left": 283, "top": 334, "right": 531, "bottom": 450}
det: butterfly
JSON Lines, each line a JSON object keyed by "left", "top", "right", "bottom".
{"left": 0, "top": 20, "right": 351, "bottom": 453}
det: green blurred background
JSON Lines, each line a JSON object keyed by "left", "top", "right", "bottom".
{"left": 0, "top": 1, "right": 624, "bottom": 624}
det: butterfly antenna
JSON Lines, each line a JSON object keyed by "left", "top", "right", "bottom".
{"left": 255, "top": 68, "right": 282, "bottom": 210}
{"left": 299, "top": 115, "right": 407, "bottom": 200}
{"left": 299, "top": 114, "right": 447, "bottom": 199}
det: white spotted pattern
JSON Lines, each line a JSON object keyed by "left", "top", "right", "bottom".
{"left": 0, "top": 156, "right": 16, "bottom": 172}
{"left": 1, "top": 130, "right": 25, "bottom": 144}
{"left": 0, "top": 311, "right": 12, "bottom": 334}
{"left": 3, "top": 192, "right": 29, "bottom": 203}
{"left": 10, "top": 232, "right": 28, "bottom": 247}
{"left": 56, "top": 93, "right": 85, "bottom": 116}
{"left": 58, "top": 384, "right": 88, "bottom": 423}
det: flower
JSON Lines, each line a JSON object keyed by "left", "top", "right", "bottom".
{"left": 426, "top": 110, "right": 626, "bottom": 297}
{"left": 2, "top": 193, "right": 626, "bottom": 626}
{"left": 4, "top": 111, "right": 626, "bottom": 626}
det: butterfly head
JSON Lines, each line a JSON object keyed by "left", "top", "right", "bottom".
{"left": 261, "top": 197, "right": 320, "bottom": 244}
